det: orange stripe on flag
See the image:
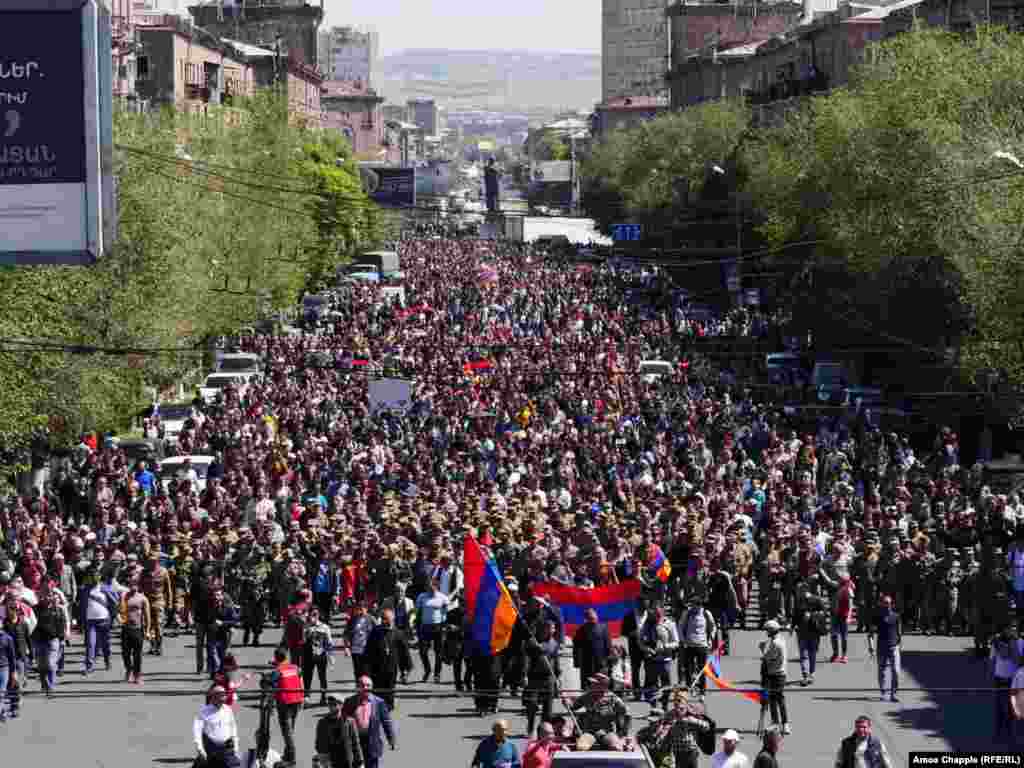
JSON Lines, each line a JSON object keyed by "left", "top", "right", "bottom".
{"left": 704, "top": 662, "right": 764, "bottom": 705}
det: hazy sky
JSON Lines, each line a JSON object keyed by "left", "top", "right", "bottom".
{"left": 323, "top": 0, "right": 601, "bottom": 56}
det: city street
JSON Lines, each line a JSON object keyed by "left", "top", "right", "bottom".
{"left": 1, "top": 626, "right": 979, "bottom": 768}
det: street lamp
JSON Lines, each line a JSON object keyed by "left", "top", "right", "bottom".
{"left": 992, "top": 150, "right": 1024, "bottom": 169}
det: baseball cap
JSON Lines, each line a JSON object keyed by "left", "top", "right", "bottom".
{"left": 722, "top": 729, "right": 741, "bottom": 742}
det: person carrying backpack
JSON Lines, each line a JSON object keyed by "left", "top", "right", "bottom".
{"left": 678, "top": 594, "right": 717, "bottom": 698}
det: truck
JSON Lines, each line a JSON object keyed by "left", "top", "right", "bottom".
{"left": 357, "top": 250, "right": 400, "bottom": 276}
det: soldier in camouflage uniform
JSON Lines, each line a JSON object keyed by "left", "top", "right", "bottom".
{"left": 174, "top": 543, "right": 195, "bottom": 630}
{"left": 725, "top": 530, "right": 753, "bottom": 630}
{"left": 931, "top": 550, "right": 964, "bottom": 636}
{"left": 959, "top": 546, "right": 980, "bottom": 638}
{"left": 141, "top": 553, "right": 173, "bottom": 655}
{"left": 907, "top": 539, "right": 935, "bottom": 633}
{"left": 974, "top": 547, "right": 1012, "bottom": 657}
{"left": 239, "top": 551, "right": 271, "bottom": 647}
{"left": 851, "top": 534, "right": 880, "bottom": 632}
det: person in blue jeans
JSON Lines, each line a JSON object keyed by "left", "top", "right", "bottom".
{"left": 31, "top": 588, "right": 67, "bottom": 698}
{"left": 794, "top": 574, "right": 829, "bottom": 686}
{"left": 2, "top": 599, "right": 28, "bottom": 718}
{"left": 82, "top": 578, "right": 119, "bottom": 673}
{"left": 868, "top": 593, "right": 902, "bottom": 703}
{"left": 0, "top": 626, "right": 17, "bottom": 721}
{"left": 206, "top": 586, "right": 240, "bottom": 679}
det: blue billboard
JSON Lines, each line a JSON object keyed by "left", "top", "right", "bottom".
{"left": 361, "top": 166, "right": 416, "bottom": 207}
{"left": 0, "top": 11, "right": 86, "bottom": 186}
{"left": 1, "top": 0, "right": 110, "bottom": 265}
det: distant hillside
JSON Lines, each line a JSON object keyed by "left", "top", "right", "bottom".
{"left": 377, "top": 49, "right": 601, "bottom": 112}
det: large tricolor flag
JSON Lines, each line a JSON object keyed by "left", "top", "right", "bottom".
{"left": 463, "top": 535, "right": 518, "bottom": 655}
{"left": 703, "top": 640, "right": 764, "bottom": 704}
{"left": 648, "top": 545, "right": 671, "bottom": 583}
{"left": 531, "top": 579, "right": 642, "bottom": 638}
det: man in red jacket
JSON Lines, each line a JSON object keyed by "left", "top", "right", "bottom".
{"left": 269, "top": 647, "right": 304, "bottom": 767}
{"left": 830, "top": 576, "right": 855, "bottom": 663}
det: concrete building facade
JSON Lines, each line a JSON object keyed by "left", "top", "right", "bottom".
{"left": 407, "top": 98, "right": 445, "bottom": 136}
{"left": 188, "top": 1, "right": 324, "bottom": 69}
{"left": 602, "top": 0, "right": 670, "bottom": 101}
{"left": 135, "top": 20, "right": 254, "bottom": 112}
{"left": 321, "top": 80, "right": 392, "bottom": 161}
{"left": 592, "top": 95, "right": 669, "bottom": 137}
{"left": 319, "top": 26, "right": 378, "bottom": 86}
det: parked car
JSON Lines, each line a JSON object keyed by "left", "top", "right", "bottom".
{"left": 551, "top": 749, "right": 654, "bottom": 768}
{"left": 158, "top": 455, "right": 215, "bottom": 492}
{"left": 217, "top": 352, "right": 262, "bottom": 375}
{"left": 199, "top": 372, "right": 259, "bottom": 404}
{"left": 116, "top": 437, "right": 163, "bottom": 464}
{"left": 811, "top": 361, "right": 851, "bottom": 405}
{"left": 639, "top": 359, "right": 674, "bottom": 384}
{"left": 766, "top": 352, "right": 810, "bottom": 388}
{"left": 147, "top": 402, "right": 196, "bottom": 445}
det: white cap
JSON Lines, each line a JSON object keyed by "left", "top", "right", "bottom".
{"left": 722, "top": 729, "right": 741, "bottom": 742}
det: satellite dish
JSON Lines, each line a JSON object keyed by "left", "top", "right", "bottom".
{"left": 359, "top": 166, "right": 381, "bottom": 195}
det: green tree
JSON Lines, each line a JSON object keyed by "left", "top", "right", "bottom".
{"left": 580, "top": 100, "right": 750, "bottom": 235}
{"left": 742, "top": 26, "right": 1024, "bottom": 383}
{"left": 0, "top": 91, "right": 379, "bottom": 480}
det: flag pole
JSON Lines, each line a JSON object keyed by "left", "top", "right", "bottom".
{"left": 515, "top": 611, "right": 584, "bottom": 737}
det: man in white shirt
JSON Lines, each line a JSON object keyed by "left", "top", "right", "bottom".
{"left": 431, "top": 553, "right": 463, "bottom": 597}
{"left": 711, "top": 729, "right": 749, "bottom": 768}
{"left": 194, "top": 685, "right": 241, "bottom": 768}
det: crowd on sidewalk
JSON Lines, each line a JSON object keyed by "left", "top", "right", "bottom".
{"left": 0, "top": 235, "right": 1021, "bottom": 764}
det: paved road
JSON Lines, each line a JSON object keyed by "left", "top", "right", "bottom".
{"left": 2, "top": 625, "right": 981, "bottom": 768}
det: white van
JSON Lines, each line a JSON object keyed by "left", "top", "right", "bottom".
{"left": 199, "top": 371, "right": 260, "bottom": 404}
{"left": 159, "top": 455, "right": 215, "bottom": 492}
{"left": 639, "top": 360, "right": 674, "bottom": 383}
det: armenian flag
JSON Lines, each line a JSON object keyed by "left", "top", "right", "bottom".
{"left": 531, "top": 579, "right": 642, "bottom": 638}
{"left": 649, "top": 546, "right": 672, "bottom": 583}
{"left": 703, "top": 640, "right": 764, "bottom": 704}
{"left": 463, "top": 535, "right": 518, "bottom": 655}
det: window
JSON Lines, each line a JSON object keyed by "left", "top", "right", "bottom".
{"left": 137, "top": 55, "right": 150, "bottom": 80}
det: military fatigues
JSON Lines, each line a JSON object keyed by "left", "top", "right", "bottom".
{"left": 141, "top": 564, "right": 173, "bottom": 654}
{"left": 239, "top": 556, "right": 271, "bottom": 646}
{"left": 930, "top": 554, "right": 963, "bottom": 636}
{"left": 174, "top": 550, "right": 195, "bottom": 629}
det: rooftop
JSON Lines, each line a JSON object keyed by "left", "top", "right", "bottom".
{"left": 322, "top": 79, "right": 380, "bottom": 97}
{"left": 598, "top": 95, "right": 669, "bottom": 110}
{"left": 221, "top": 38, "right": 275, "bottom": 58}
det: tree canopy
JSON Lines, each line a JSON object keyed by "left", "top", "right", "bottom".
{"left": 582, "top": 26, "right": 1024, "bottom": 390}
{"left": 742, "top": 26, "right": 1024, "bottom": 384}
{"left": 580, "top": 100, "right": 751, "bottom": 237}
{"left": 0, "top": 92, "right": 379, "bottom": 480}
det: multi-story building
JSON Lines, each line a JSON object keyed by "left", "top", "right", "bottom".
{"left": 321, "top": 80, "right": 394, "bottom": 161}
{"left": 602, "top": 0, "right": 670, "bottom": 101}
{"left": 135, "top": 16, "right": 254, "bottom": 114}
{"left": 134, "top": 17, "right": 321, "bottom": 124}
{"left": 382, "top": 103, "right": 408, "bottom": 123}
{"left": 591, "top": 95, "right": 668, "bottom": 137}
{"left": 188, "top": 0, "right": 324, "bottom": 69}
{"left": 319, "top": 26, "right": 378, "bottom": 86}
{"left": 407, "top": 98, "right": 445, "bottom": 136}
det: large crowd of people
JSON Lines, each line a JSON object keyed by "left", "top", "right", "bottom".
{"left": 0, "top": 235, "right": 1021, "bottom": 765}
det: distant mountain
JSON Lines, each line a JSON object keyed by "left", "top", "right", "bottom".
{"left": 377, "top": 49, "right": 601, "bottom": 112}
